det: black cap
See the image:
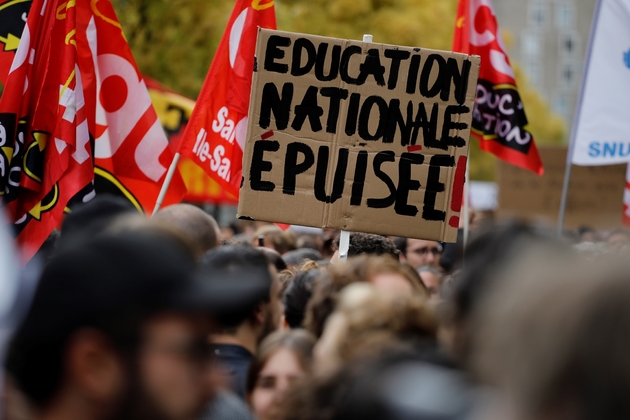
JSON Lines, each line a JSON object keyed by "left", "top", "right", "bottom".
{"left": 196, "top": 246, "right": 273, "bottom": 327}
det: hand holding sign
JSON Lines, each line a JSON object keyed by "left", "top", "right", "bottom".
{"left": 238, "top": 30, "right": 480, "bottom": 243}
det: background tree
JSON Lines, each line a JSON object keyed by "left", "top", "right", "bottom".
{"left": 112, "top": 0, "right": 567, "bottom": 180}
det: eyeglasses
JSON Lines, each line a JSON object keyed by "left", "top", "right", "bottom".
{"left": 412, "top": 245, "right": 443, "bottom": 256}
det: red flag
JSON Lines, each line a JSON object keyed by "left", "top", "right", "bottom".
{"left": 145, "top": 77, "right": 238, "bottom": 205}
{"left": 453, "top": 0, "right": 544, "bottom": 175}
{"left": 0, "top": 0, "right": 32, "bottom": 87}
{"left": 178, "top": 0, "right": 276, "bottom": 197}
{"left": 0, "top": 0, "right": 93, "bottom": 260}
{"left": 75, "top": 1, "right": 186, "bottom": 213}
{"left": 1, "top": 0, "right": 187, "bottom": 260}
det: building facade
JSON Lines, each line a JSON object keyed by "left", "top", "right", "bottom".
{"left": 493, "top": 0, "right": 597, "bottom": 131}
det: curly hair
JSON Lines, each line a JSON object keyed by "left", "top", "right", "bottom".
{"left": 304, "top": 255, "right": 428, "bottom": 337}
{"left": 333, "top": 233, "right": 400, "bottom": 259}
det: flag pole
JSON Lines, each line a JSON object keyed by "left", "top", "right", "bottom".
{"left": 557, "top": 161, "right": 572, "bottom": 236}
{"left": 152, "top": 152, "right": 181, "bottom": 215}
{"left": 463, "top": 160, "right": 470, "bottom": 245}
{"left": 340, "top": 32, "right": 374, "bottom": 261}
{"left": 557, "top": 0, "right": 602, "bottom": 236}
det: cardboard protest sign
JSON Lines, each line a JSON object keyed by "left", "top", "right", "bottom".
{"left": 238, "top": 29, "right": 480, "bottom": 242}
{"left": 498, "top": 146, "right": 626, "bottom": 229}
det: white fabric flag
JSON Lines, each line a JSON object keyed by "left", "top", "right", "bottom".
{"left": 571, "top": 0, "right": 630, "bottom": 166}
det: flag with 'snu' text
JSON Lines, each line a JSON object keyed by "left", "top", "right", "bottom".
{"left": 453, "top": 0, "right": 544, "bottom": 175}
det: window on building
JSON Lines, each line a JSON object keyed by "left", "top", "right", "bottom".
{"left": 555, "top": 2, "right": 575, "bottom": 28}
{"left": 553, "top": 94, "right": 570, "bottom": 118}
{"left": 528, "top": 2, "right": 549, "bottom": 28}
{"left": 524, "top": 60, "right": 543, "bottom": 87}
{"left": 522, "top": 31, "right": 542, "bottom": 56}
{"left": 558, "top": 31, "right": 580, "bottom": 57}
{"left": 559, "top": 61, "right": 579, "bottom": 89}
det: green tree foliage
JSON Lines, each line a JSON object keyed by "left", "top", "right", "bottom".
{"left": 111, "top": 0, "right": 566, "bottom": 180}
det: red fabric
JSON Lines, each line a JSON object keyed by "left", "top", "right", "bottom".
{"left": 0, "top": 0, "right": 32, "bottom": 87}
{"left": 144, "top": 77, "right": 238, "bottom": 205}
{"left": 178, "top": 0, "right": 276, "bottom": 197}
{"left": 75, "top": 1, "right": 186, "bottom": 212}
{"left": 0, "top": 0, "right": 94, "bottom": 261}
{"left": 0, "top": 0, "right": 187, "bottom": 261}
{"left": 453, "top": 0, "right": 544, "bottom": 175}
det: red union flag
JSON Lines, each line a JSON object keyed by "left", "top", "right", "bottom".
{"left": 453, "top": 0, "right": 544, "bottom": 175}
{"left": 178, "top": 0, "right": 276, "bottom": 196}
{"left": 0, "top": 0, "right": 93, "bottom": 260}
{"left": 76, "top": 0, "right": 186, "bottom": 212}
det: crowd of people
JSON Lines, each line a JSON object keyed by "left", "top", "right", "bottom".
{"left": 2, "top": 195, "right": 630, "bottom": 420}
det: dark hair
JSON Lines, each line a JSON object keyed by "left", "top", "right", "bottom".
{"left": 284, "top": 270, "right": 321, "bottom": 329}
{"left": 5, "top": 231, "right": 197, "bottom": 407}
{"left": 333, "top": 233, "right": 400, "bottom": 259}
{"left": 393, "top": 237, "right": 407, "bottom": 256}
{"left": 278, "top": 350, "right": 471, "bottom": 420}
{"left": 257, "top": 246, "right": 288, "bottom": 272}
{"left": 198, "top": 245, "right": 273, "bottom": 326}
{"left": 200, "top": 245, "right": 270, "bottom": 287}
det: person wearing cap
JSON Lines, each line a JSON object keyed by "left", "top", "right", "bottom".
{"left": 4, "top": 230, "right": 218, "bottom": 420}
{"left": 199, "top": 246, "right": 282, "bottom": 400}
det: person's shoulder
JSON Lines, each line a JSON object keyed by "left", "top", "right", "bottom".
{"left": 202, "top": 391, "right": 254, "bottom": 420}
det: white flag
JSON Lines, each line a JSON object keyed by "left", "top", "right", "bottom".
{"left": 571, "top": 0, "right": 630, "bottom": 166}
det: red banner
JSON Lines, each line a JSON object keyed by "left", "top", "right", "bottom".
{"left": 0, "top": 0, "right": 93, "bottom": 260}
{"left": 0, "top": 0, "right": 32, "bottom": 87}
{"left": 177, "top": 0, "right": 276, "bottom": 197}
{"left": 76, "top": 1, "right": 186, "bottom": 212}
{"left": 453, "top": 0, "right": 544, "bottom": 175}
{"left": 0, "top": 0, "right": 187, "bottom": 260}
{"left": 145, "top": 77, "right": 237, "bottom": 205}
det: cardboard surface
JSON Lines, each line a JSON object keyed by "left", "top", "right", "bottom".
{"left": 238, "top": 29, "right": 480, "bottom": 242}
{"left": 497, "top": 146, "right": 626, "bottom": 229}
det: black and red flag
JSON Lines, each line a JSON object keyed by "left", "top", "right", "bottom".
{"left": 0, "top": 0, "right": 186, "bottom": 261}
{"left": 453, "top": 0, "right": 544, "bottom": 175}
{"left": 0, "top": 0, "right": 31, "bottom": 87}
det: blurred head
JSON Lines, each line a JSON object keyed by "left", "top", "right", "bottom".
{"left": 404, "top": 238, "right": 442, "bottom": 270}
{"left": 5, "top": 232, "right": 215, "bottom": 420}
{"left": 199, "top": 246, "right": 282, "bottom": 340}
{"left": 577, "top": 226, "right": 598, "bottom": 243}
{"left": 247, "top": 329, "right": 316, "bottom": 420}
{"left": 283, "top": 248, "right": 323, "bottom": 269}
{"left": 314, "top": 283, "right": 436, "bottom": 376}
{"left": 473, "top": 250, "right": 630, "bottom": 420}
{"left": 305, "top": 255, "right": 428, "bottom": 337}
{"left": 253, "top": 224, "right": 297, "bottom": 255}
{"left": 278, "top": 351, "right": 473, "bottom": 420}
{"left": 417, "top": 266, "right": 443, "bottom": 299}
{"left": 152, "top": 204, "right": 221, "bottom": 259}
{"left": 439, "top": 221, "right": 563, "bottom": 365}
{"left": 257, "top": 246, "right": 288, "bottom": 272}
{"left": 284, "top": 269, "right": 322, "bottom": 329}
{"left": 58, "top": 194, "right": 136, "bottom": 249}
{"left": 331, "top": 356, "right": 474, "bottom": 420}
{"left": 607, "top": 228, "right": 630, "bottom": 253}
